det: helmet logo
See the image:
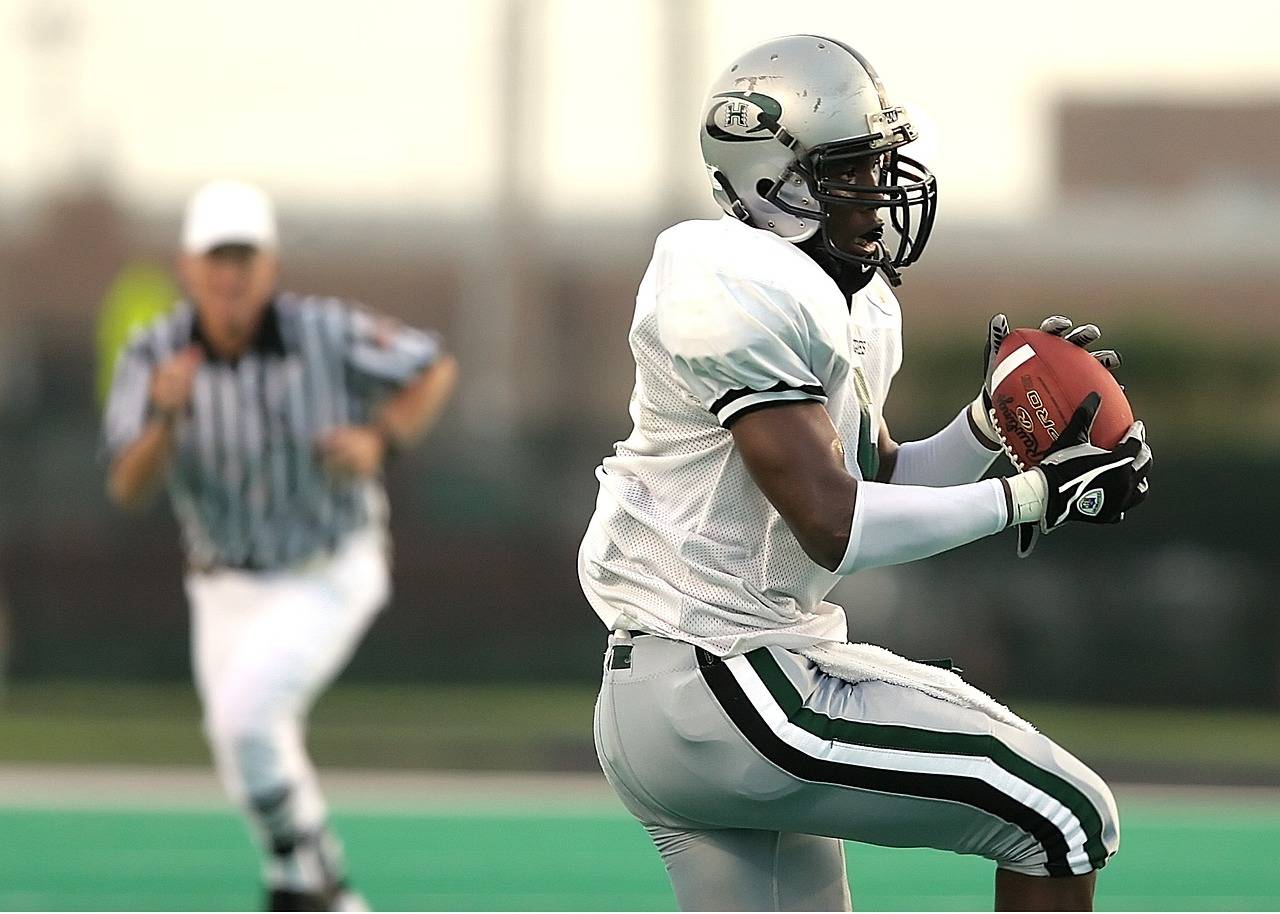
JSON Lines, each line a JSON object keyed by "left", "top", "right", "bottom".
{"left": 705, "top": 92, "right": 783, "bottom": 143}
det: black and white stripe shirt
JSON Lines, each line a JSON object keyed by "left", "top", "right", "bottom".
{"left": 104, "top": 292, "right": 443, "bottom": 571}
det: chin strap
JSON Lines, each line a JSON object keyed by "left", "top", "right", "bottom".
{"left": 875, "top": 247, "right": 903, "bottom": 286}
{"left": 796, "top": 233, "right": 880, "bottom": 297}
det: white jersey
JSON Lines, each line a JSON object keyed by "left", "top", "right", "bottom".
{"left": 579, "top": 216, "right": 903, "bottom": 656}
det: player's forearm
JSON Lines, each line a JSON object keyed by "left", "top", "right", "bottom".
{"left": 374, "top": 354, "right": 458, "bottom": 448}
{"left": 887, "top": 405, "right": 1001, "bottom": 487}
{"left": 107, "top": 420, "right": 175, "bottom": 510}
{"left": 731, "top": 401, "right": 1010, "bottom": 573}
{"left": 833, "top": 477, "right": 1010, "bottom": 574}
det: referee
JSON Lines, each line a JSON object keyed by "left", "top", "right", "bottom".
{"left": 104, "top": 179, "right": 458, "bottom": 912}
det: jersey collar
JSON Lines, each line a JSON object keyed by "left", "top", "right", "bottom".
{"left": 796, "top": 235, "right": 877, "bottom": 304}
{"left": 189, "top": 295, "right": 286, "bottom": 361}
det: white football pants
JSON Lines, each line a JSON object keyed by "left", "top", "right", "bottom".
{"left": 186, "top": 526, "right": 389, "bottom": 890}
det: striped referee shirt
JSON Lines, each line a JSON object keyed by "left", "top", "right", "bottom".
{"left": 103, "top": 291, "right": 443, "bottom": 571}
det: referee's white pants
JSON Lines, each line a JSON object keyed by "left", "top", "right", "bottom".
{"left": 186, "top": 527, "right": 389, "bottom": 845}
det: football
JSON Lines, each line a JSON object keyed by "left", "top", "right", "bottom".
{"left": 989, "top": 328, "right": 1133, "bottom": 469}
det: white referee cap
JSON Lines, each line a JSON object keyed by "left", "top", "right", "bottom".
{"left": 182, "top": 179, "right": 278, "bottom": 254}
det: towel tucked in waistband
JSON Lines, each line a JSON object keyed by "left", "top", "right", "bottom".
{"left": 799, "top": 641, "right": 1035, "bottom": 733}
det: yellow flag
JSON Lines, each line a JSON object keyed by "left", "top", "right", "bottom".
{"left": 95, "top": 261, "right": 179, "bottom": 408}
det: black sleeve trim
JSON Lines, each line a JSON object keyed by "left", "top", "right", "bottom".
{"left": 710, "top": 381, "right": 826, "bottom": 416}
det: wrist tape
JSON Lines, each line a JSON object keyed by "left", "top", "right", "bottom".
{"left": 968, "top": 396, "right": 1003, "bottom": 449}
{"left": 1004, "top": 470, "right": 1048, "bottom": 526}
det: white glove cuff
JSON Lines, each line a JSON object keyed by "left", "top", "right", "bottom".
{"left": 1005, "top": 470, "right": 1048, "bottom": 526}
{"left": 968, "top": 396, "right": 1003, "bottom": 449}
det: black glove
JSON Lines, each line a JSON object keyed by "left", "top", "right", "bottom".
{"left": 1016, "top": 392, "right": 1152, "bottom": 557}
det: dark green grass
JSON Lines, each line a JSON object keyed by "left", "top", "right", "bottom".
{"left": 3, "top": 800, "right": 1278, "bottom": 911}
{"left": 4, "top": 682, "right": 1280, "bottom": 778}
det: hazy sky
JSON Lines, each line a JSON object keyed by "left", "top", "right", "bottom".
{"left": 2, "top": 0, "right": 1277, "bottom": 222}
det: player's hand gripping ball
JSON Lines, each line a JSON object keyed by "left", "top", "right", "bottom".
{"left": 988, "top": 325, "right": 1133, "bottom": 469}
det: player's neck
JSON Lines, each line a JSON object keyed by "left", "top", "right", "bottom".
{"left": 193, "top": 304, "right": 270, "bottom": 362}
{"left": 796, "top": 234, "right": 877, "bottom": 302}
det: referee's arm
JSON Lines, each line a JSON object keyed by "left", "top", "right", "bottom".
{"left": 318, "top": 312, "right": 458, "bottom": 477}
{"left": 373, "top": 352, "right": 458, "bottom": 448}
{"left": 106, "top": 344, "right": 202, "bottom": 511}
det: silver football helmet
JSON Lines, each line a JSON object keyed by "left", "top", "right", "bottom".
{"left": 700, "top": 35, "right": 937, "bottom": 286}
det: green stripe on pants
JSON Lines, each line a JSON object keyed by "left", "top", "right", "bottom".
{"left": 744, "top": 648, "right": 1109, "bottom": 868}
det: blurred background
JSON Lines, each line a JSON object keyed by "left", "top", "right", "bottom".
{"left": 0, "top": 0, "right": 1278, "bottom": 909}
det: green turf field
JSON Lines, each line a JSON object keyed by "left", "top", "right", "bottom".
{"left": 4, "top": 685, "right": 1279, "bottom": 909}
{"left": 3, "top": 793, "right": 1279, "bottom": 911}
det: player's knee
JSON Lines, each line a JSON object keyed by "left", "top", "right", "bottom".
{"left": 998, "top": 765, "right": 1120, "bottom": 876}
{"left": 205, "top": 701, "right": 277, "bottom": 763}
{"left": 1065, "top": 756, "right": 1121, "bottom": 868}
{"left": 1090, "top": 774, "right": 1121, "bottom": 862}
{"left": 228, "top": 716, "right": 278, "bottom": 763}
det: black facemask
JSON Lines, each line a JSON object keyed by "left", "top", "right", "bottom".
{"left": 768, "top": 146, "right": 938, "bottom": 288}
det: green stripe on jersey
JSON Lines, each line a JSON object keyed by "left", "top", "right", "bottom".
{"left": 744, "top": 648, "right": 1108, "bottom": 868}
{"left": 851, "top": 368, "right": 880, "bottom": 481}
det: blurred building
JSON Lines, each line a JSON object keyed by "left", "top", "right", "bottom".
{"left": 1057, "top": 99, "right": 1280, "bottom": 197}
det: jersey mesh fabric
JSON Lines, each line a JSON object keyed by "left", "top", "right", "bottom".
{"left": 579, "top": 218, "right": 903, "bottom": 656}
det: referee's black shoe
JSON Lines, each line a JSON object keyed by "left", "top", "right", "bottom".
{"left": 267, "top": 887, "right": 324, "bottom": 912}
{"left": 266, "top": 882, "right": 367, "bottom": 912}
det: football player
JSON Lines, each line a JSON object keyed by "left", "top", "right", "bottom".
{"left": 579, "top": 35, "right": 1150, "bottom": 911}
